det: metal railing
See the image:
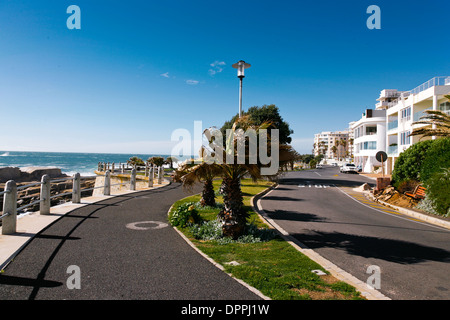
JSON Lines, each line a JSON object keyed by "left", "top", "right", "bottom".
{"left": 0, "top": 166, "right": 164, "bottom": 235}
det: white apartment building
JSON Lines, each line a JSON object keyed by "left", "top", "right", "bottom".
{"left": 384, "top": 76, "right": 450, "bottom": 174}
{"left": 313, "top": 130, "right": 349, "bottom": 160}
{"left": 350, "top": 109, "right": 387, "bottom": 173}
{"left": 349, "top": 76, "right": 450, "bottom": 174}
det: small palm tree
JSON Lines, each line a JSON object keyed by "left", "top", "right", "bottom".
{"left": 175, "top": 157, "right": 221, "bottom": 207}
{"left": 127, "top": 156, "right": 145, "bottom": 167}
{"left": 147, "top": 156, "right": 165, "bottom": 167}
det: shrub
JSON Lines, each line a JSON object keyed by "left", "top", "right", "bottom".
{"left": 419, "top": 137, "right": 450, "bottom": 183}
{"left": 391, "top": 139, "right": 434, "bottom": 187}
{"left": 168, "top": 202, "right": 203, "bottom": 227}
{"left": 423, "top": 168, "right": 450, "bottom": 217}
{"left": 188, "top": 219, "right": 276, "bottom": 244}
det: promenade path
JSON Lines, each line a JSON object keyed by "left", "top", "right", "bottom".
{"left": 0, "top": 182, "right": 262, "bottom": 300}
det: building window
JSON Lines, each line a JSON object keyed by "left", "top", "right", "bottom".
{"left": 360, "top": 141, "right": 377, "bottom": 150}
{"left": 366, "top": 126, "right": 377, "bottom": 135}
{"left": 440, "top": 101, "right": 450, "bottom": 115}
{"left": 400, "top": 131, "right": 411, "bottom": 145}
{"left": 401, "top": 107, "right": 411, "bottom": 121}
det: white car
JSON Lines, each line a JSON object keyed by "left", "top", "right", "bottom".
{"left": 340, "top": 163, "right": 358, "bottom": 173}
{"left": 316, "top": 164, "right": 323, "bottom": 169}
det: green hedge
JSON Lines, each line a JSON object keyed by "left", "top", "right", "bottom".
{"left": 392, "top": 137, "right": 450, "bottom": 216}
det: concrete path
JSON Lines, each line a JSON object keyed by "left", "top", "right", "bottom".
{"left": 0, "top": 182, "right": 263, "bottom": 300}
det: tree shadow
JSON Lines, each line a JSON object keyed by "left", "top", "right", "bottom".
{"left": 262, "top": 196, "right": 304, "bottom": 202}
{"left": 291, "top": 230, "right": 450, "bottom": 264}
{"left": 264, "top": 209, "right": 328, "bottom": 223}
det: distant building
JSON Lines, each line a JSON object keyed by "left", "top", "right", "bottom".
{"left": 313, "top": 130, "right": 349, "bottom": 160}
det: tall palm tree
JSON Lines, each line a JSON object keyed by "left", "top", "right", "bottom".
{"left": 176, "top": 116, "right": 298, "bottom": 239}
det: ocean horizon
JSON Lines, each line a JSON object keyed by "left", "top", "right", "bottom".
{"left": 0, "top": 151, "right": 179, "bottom": 177}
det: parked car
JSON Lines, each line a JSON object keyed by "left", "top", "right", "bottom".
{"left": 356, "top": 165, "right": 362, "bottom": 172}
{"left": 340, "top": 163, "right": 358, "bottom": 173}
{"left": 316, "top": 164, "right": 323, "bottom": 169}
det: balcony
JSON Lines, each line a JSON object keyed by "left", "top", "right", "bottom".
{"left": 388, "top": 145, "right": 398, "bottom": 155}
{"left": 388, "top": 120, "right": 398, "bottom": 131}
{"left": 413, "top": 108, "right": 432, "bottom": 122}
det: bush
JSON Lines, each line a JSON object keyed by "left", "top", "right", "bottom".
{"left": 423, "top": 168, "right": 450, "bottom": 217}
{"left": 391, "top": 139, "right": 434, "bottom": 187}
{"left": 419, "top": 137, "right": 450, "bottom": 183}
{"left": 188, "top": 219, "right": 276, "bottom": 244}
{"left": 168, "top": 202, "right": 203, "bottom": 227}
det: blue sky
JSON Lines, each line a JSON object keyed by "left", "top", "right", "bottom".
{"left": 0, "top": 0, "right": 449, "bottom": 155}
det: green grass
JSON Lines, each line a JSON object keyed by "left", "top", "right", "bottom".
{"left": 169, "top": 179, "right": 364, "bottom": 300}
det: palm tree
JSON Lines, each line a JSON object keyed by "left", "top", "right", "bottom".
{"left": 127, "top": 156, "right": 145, "bottom": 167}
{"left": 331, "top": 145, "right": 337, "bottom": 159}
{"left": 165, "top": 156, "right": 178, "bottom": 169}
{"left": 176, "top": 116, "right": 298, "bottom": 239}
{"left": 147, "top": 156, "right": 165, "bottom": 167}
{"left": 174, "top": 156, "right": 221, "bottom": 207}
{"left": 409, "top": 110, "right": 450, "bottom": 138}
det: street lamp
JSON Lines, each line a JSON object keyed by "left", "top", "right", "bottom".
{"left": 232, "top": 60, "right": 251, "bottom": 118}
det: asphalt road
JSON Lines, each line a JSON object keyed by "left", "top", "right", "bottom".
{"left": 259, "top": 166, "right": 450, "bottom": 300}
{"left": 0, "top": 182, "right": 262, "bottom": 300}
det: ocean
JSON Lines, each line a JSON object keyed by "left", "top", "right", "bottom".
{"left": 0, "top": 151, "right": 172, "bottom": 177}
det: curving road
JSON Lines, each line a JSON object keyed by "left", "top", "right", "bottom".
{"left": 259, "top": 166, "right": 450, "bottom": 300}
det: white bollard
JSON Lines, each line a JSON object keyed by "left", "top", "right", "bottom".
{"left": 72, "top": 173, "right": 81, "bottom": 203}
{"left": 148, "top": 166, "right": 154, "bottom": 187}
{"left": 157, "top": 166, "right": 162, "bottom": 184}
{"left": 40, "top": 174, "right": 51, "bottom": 215}
{"left": 2, "top": 180, "right": 17, "bottom": 235}
{"left": 130, "top": 168, "right": 136, "bottom": 190}
{"left": 104, "top": 170, "right": 111, "bottom": 196}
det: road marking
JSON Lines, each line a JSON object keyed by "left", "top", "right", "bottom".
{"left": 314, "top": 171, "right": 322, "bottom": 176}
{"left": 334, "top": 186, "right": 448, "bottom": 231}
{"left": 126, "top": 221, "right": 168, "bottom": 230}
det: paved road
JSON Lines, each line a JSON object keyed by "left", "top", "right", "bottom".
{"left": 260, "top": 166, "right": 450, "bottom": 300}
{"left": 0, "top": 182, "right": 262, "bottom": 300}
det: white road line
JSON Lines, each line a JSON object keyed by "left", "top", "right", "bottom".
{"left": 334, "top": 185, "right": 449, "bottom": 232}
{"left": 314, "top": 171, "right": 322, "bottom": 176}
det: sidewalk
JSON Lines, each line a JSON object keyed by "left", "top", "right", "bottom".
{"left": 0, "top": 181, "right": 170, "bottom": 270}
{"left": 0, "top": 181, "right": 262, "bottom": 300}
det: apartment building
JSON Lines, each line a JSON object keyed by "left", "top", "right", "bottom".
{"left": 350, "top": 109, "right": 386, "bottom": 173}
{"left": 313, "top": 130, "right": 349, "bottom": 160}
{"left": 349, "top": 76, "right": 450, "bottom": 174}
{"left": 384, "top": 76, "right": 450, "bottom": 174}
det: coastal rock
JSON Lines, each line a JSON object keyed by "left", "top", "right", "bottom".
{"left": 0, "top": 166, "right": 67, "bottom": 183}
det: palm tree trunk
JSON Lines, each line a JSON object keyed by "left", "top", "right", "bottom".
{"left": 200, "top": 178, "right": 216, "bottom": 207}
{"left": 219, "top": 176, "right": 247, "bottom": 239}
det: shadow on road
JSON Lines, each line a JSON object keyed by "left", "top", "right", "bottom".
{"left": 291, "top": 231, "right": 450, "bottom": 265}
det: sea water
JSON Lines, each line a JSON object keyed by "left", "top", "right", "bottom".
{"left": 0, "top": 151, "right": 170, "bottom": 176}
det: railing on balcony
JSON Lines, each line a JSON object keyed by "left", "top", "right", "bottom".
{"left": 410, "top": 76, "right": 450, "bottom": 95}
{"left": 388, "top": 145, "right": 398, "bottom": 155}
{"left": 413, "top": 108, "right": 432, "bottom": 122}
{"left": 388, "top": 120, "right": 398, "bottom": 131}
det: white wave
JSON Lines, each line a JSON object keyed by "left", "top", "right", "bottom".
{"left": 0, "top": 152, "right": 10, "bottom": 156}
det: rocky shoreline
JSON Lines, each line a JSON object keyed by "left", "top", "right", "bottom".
{"left": 0, "top": 167, "right": 96, "bottom": 223}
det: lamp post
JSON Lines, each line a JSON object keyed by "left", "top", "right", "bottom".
{"left": 232, "top": 60, "right": 251, "bottom": 118}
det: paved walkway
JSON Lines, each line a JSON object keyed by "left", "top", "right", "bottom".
{"left": 0, "top": 182, "right": 263, "bottom": 300}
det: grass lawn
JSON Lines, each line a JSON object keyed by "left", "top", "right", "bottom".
{"left": 169, "top": 178, "right": 364, "bottom": 300}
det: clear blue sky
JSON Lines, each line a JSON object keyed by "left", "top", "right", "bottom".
{"left": 1, "top": 0, "right": 449, "bottom": 155}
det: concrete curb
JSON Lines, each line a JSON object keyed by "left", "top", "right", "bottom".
{"left": 363, "top": 191, "right": 450, "bottom": 230}
{"left": 166, "top": 199, "right": 271, "bottom": 300}
{"left": 251, "top": 184, "right": 391, "bottom": 300}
